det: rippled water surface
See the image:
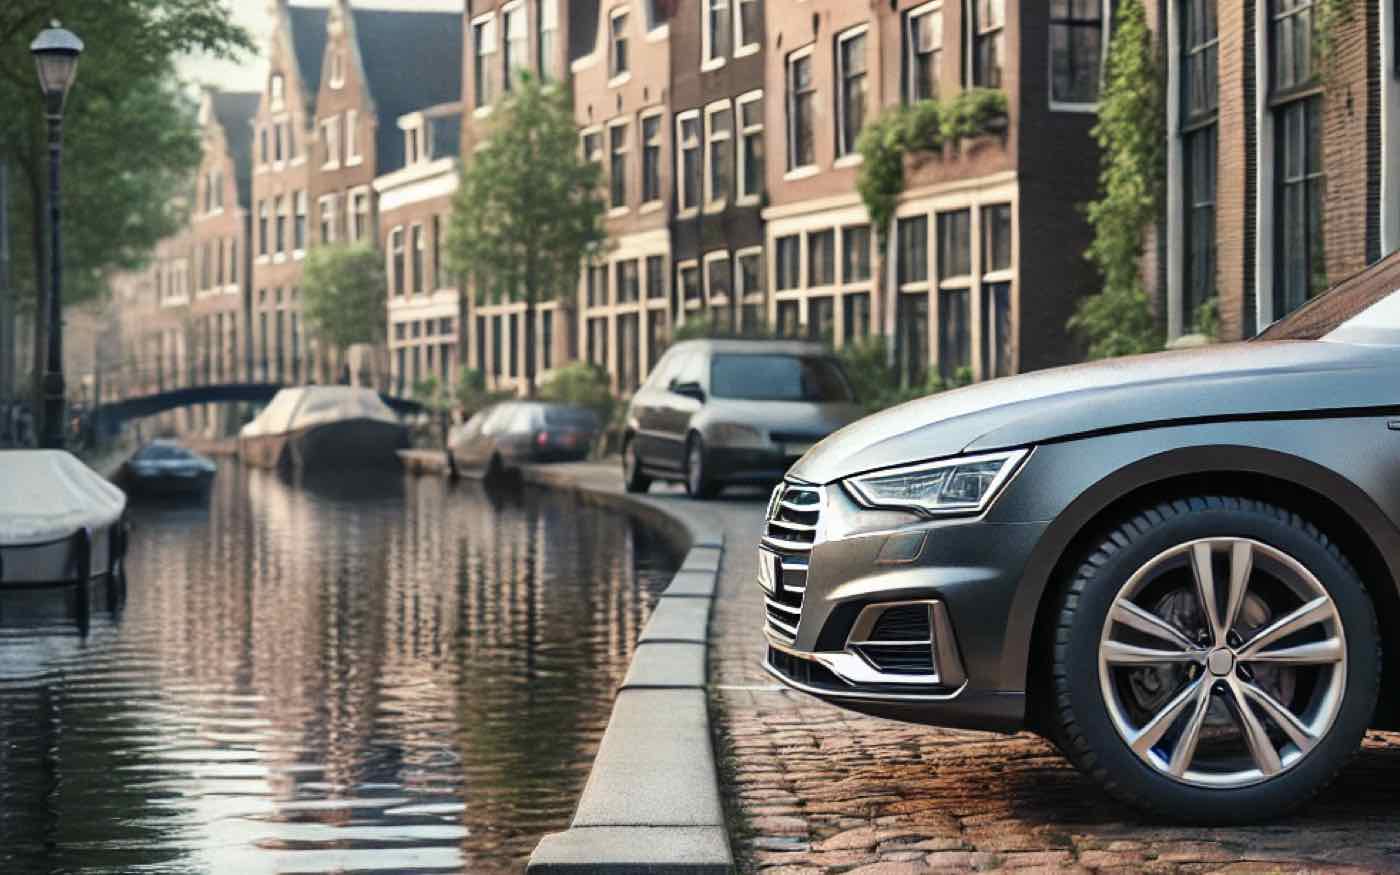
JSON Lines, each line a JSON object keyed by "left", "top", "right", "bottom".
{"left": 0, "top": 464, "right": 679, "bottom": 874}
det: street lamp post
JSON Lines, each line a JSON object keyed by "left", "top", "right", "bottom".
{"left": 30, "top": 23, "right": 83, "bottom": 450}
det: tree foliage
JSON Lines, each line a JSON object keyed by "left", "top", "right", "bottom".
{"left": 538, "top": 362, "right": 615, "bottom": 426}
{"left": 0, "top": 1, "right": 251, "bottom": 417}
{"left": 1072, "top": 0, "right": 1164, "bottom": 359}
{"left": 446, "top": 73, "right": 606, "bottom": 393}
{"left": 301, "top": 244, "right": 387, "bottom": 352}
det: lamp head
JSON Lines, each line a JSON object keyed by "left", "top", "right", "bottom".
{"left": 31, "top": 22, "right": 84, "bottom": 116}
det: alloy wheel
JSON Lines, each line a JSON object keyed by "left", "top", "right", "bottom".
{"left": 687, "top": 442, "right": 703, "bottom": 494}
{"left": 1097, "top": 537, "right": 1347, "bottom": 789}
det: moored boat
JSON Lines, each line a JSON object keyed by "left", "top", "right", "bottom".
{"left": 123, "top": 440, "right": 217, "bottom": 497}
{"left": 239, "top": 386, "right": 409, "bottom": 473}
{"left": 0, "top": 450, "right": 128, "bottom": 587}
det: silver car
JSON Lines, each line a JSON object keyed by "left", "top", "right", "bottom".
{"left": 621, "top": 339, "right": 863, "bottom": 498}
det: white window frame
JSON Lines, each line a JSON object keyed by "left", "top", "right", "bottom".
{"left": 580, "top": 124, "right": 604, "bottom": 165}
{"left": 411, "top": 222, "right": 426, "bottom": 294}
{"left": 640, "top": 108, "right": 665, "bottom": 209}
{"left": 904, "top": 1, "right": 942, "bottom": 103}
{"left": 736, "top": 244, "right": 765, "bottom": 305}
{"left": 329, "top": 50, "right": 345, "bottom": 89}
{"left": 270, "top": 73, "right": 285, "bottom": 111}
{"left": 473, "top": 12, "right": 498, "bottom": 115}
{"left": 539, "top": 0, "right": 560, "bottom": 80}
{"left": 785, "top": 45, "right": 817, "bottom": 177}
{"left": 345, "top": 109, "right": 361, "bottom": 165}
{"left": 704, "top": 100, "right": 733, "bottom": 210}
{"left": 609, "top": 7, "right": 631, "bottom": 85}
{"left": 734, "top": 0, "right": 760, "bottom": 57}
{"left": 293, "top": 190, "right": 308, "bottom": 257}
{"left": 702, "top": 0, "right": 730, "bottom": 72}
{"left": 503, "top": 1, "right": 527, "bottom": 91}
{"left": 677, "top": 259, "right": 703, "bottom": 315}
{"left": 608, "top": 119, "right": 630, "bottom": 215}
{"left": 736, "top": 90, "right": 764, "bottom": 204}
{"left": 676, "top": 109, "right": 702, "bottom": 216}
{"left": 321, "top": 116, "right": 340, "bottom": 169}
{"left": 704, "top": 250, "right": 732, "bottom": 309}
{"left": 349, "top": 186, "right": 372, "bottom": 243}
{"left": 835, "top": 25, "right": 869, "bottom": 162}
{"left": 318, "top": 194, "right": 337, "bottom": 245}
{"left": 389, "top": 226, "right": 406, "bottom": 297}
{"left": 1048, "top": 0, "right": 1113, "bottom": 113}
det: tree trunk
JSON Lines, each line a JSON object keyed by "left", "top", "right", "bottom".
{"left": 524, "top": 291, "right": 537, "bottom": 399}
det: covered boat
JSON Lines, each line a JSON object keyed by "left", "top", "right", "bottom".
{"left": 239, "top": 386, "right": 408, "bottom": 472}
{"left": 0, "top": 450, "right": 128, "bottom": 587}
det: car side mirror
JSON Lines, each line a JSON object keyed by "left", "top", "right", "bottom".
{"left": 672, "top": 381, "right": 705, "bottom": 403}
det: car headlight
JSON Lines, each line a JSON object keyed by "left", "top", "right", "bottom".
{"left": 845, "top": 449, "right": 1029, "bottom": 516}
{"left": 708, "top": 422, "right": 765, "bottom": 446}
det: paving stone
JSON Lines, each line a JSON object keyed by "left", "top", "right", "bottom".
{"left": 527, "top": 826, "right": 730, "bottom": 873}
{"left": 621, "top": 642, "right": 706, "bottom": 689}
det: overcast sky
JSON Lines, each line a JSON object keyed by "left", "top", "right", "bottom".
{"left": 178, "top": 0, "right": 464, "bottom": 93}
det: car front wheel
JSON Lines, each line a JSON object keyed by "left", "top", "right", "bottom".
{"left": 1050, "top": 496, "right": 1379, "bottom": 823}
{"left": 622, "top": 436, "right": 652, "bottom": 494}
{"left": 684, "top": 434, "right": 720, "bottom": 500}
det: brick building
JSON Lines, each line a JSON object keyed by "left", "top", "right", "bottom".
{"left": 761, "top": 0, "right": 1109, "bottom": 383}
{"left": 376, "top": 102, "right": 464, "bottom": 395}
{"left": 571, "top": 0, "right": 675, "bottom": 394}
{"left": 250, "top": 1, "right": 326, "bottom": 384}
{"left": 188, "top": 89, "right": 258, "bottom": 434}
{"left": 670, "top": 0, "right": 768, "bottom": 336}
{"left": 460, "top": 0, "right": 581, "bottom": 393}
{"left": 1147, "top": 0, "right": 1398, "bottom": 342}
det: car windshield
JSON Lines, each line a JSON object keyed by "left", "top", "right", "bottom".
{"left": 1258, "top": 284, "right": 1400, "bottom": 343}
{"left": 136, "top": 444, "right": 185, "bottom": 461}
{"left": 709, "top": 354, "right": 854, "bottom": 403}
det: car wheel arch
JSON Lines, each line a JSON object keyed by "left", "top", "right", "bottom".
{"left": 1012, "top": 443, "right": 1400, "bottom": 735}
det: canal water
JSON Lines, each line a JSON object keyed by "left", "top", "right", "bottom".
{"left": 0, "top": 463, "right": 681, "bottom": 874}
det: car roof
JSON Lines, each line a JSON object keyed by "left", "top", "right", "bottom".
{"left": 666, "top": 338, "right": 834, "bottom": 356}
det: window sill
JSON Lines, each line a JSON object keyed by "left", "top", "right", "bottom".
{"left": 701, "top": 57, "right": 726, "bottom": 73}
{"left": 834, "top": 153, "right": 863, "bottom": 169}
{"left": 676, "top": 206, "right": 700, "bottom": 220}
{"left": 255, "top": 255, "right": 270, "bottom": 265}
{"left": 1049, "top": 100, "right": 1097, "bottom": 114}
{"left": 293, "top": 249, "right": 306, "bottom": 261}
{"left": 608, "top": 72, "right": 633, "bottom": 88}
{"left": 646, "top": 24, "right": 670, "bottom": 42}
{"left": 736, "top": 193, "right": 761, "bottom": 207}
{"left": 734, "top": 43, "right": 759, "bottom": 59}
{"left": 640, "top": 201, "right": 664, "bottom": 215}
{"left": 473, "top": 105, "right": 494, "bottom": 120}
{"left": 273, "top": 253, "right": 286, "bottom": 264}
{"left": 346, "top": 155, "right": 363, "bottom": 167}
{"left": 608, "top": 205, "right": 631, "bottom": 218}
{"left": 322, "top": 162, "right": 340, "bottom": 171}
{"left": 784, "top": 166, "right": 819, "bottom": 181}
{"left": 291, "top": 156, "right": 307, "bottom": 167}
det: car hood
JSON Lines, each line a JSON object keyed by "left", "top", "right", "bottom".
{"left": 789, "top": 340, "right": 1400, "bottom": 485}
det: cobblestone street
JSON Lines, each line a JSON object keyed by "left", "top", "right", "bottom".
{"left": 697, "top": 485, "right": 1400, "bottom": 874}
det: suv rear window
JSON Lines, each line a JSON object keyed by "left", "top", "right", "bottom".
{"left": 710, "top": 354, "right": 854, "bottom": 402}
{"left": 543, "top": 407, "right": 599, "bottom": 428}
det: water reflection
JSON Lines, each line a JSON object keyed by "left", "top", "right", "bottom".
{"left": 0, "top": 464, "right": 679, "bottom": 874}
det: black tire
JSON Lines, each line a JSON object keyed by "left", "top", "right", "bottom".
{"left": 486, "top": 453, "right": 506, "bottom": 482}
{"left": 622, "top": 436, "right": 652, "bottom": 494}
{"left": 1048, "top": 496, "right": 1380, "bottom": 823}
{"left": 684, "top": 433, "right": 720, "bottom": 500}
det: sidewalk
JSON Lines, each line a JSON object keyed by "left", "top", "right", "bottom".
{"left": 530, "top": 463, "right": 1400, "bottom": 874}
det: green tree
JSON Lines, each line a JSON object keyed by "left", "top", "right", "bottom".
{"left": 1072, "top": 0, "right": 1164, "bottom": 359}
{"left": 446, "top": 72, "right": 606, "bottom": 396}
{"left": 0, "top": 2, "right": 251, "bottom": 424}
{"left": 301, "top": 243, "right": 387, "bottom": 361}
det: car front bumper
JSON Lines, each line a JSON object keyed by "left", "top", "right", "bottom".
{"left": 759, "top": 480, "right": 1048, "bottom": 733}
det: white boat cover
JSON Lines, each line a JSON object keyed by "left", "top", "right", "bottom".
{"left": 0, "top": 450, "right": 127, "bottom": 546}
{"left": 240, "top": 386, "right": 398, "bottom": 438}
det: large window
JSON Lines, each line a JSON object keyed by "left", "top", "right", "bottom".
{"left": 346, "top": 110, "right": 360, "bottom": 162}
{"left": 294, "top": 191, "right": 307, "bottom": 251}
{"left": 433, "top": 216, "right": 445, "bottom": 290}
{"left": 706, "top": 103, "right": 733, "bottom": 205}
{"left": 274, "top": 195, "right": 286, "bottom": 255}
{"left": 897, "top": 295, "right": 929, "bottom": 386}
{"left": 647, "top": 255, "right": 666, "bottom": 300}
{"left": 808, "top": 230, "right": 835, "bottom": 287}
{"left": 1182, "top": 0, "right": 1218, "bottom": 330}
{"left": 677, "top": 112, "right": 701, "bottom": 211}
{"left": 411, "top": 224, "right": 425, "bottom": 294}
{"left": 736, "top": 0, "right": 760, "bottom": 54}
{"left": 981, "top": 204, "right": 1013, "bottom": 378}
{"left": 705, "top": 252, "right": 732, "bottom": 326}
{"left": 897, "top": 216, "right": 929, "bottom": 285}
{"left": 1270, "top": 0, "right": 1324, "bottom": 319}
{"left": 258, "top": 200, "right": 269, "bottom": 255}
{"left": 390, "top": 227, "right": 405, "bottom": 297}
{"left": 321, "top": 116, "right": 339, "bottom": 168}
{"left": 937, "top": 210, "right": 972, "bottom": 381}
{"left": 351, "top": 190, "right": 370, "bottom": 242}
{"left": 617, "top": 259, "right": 641, "bottom": 303}
{"left": 837, "top": 28, "right": 868, "bottom": 157}
{"left": 905, "top": 2, "right": 943, "bottom": 102}
{"left": 642, "top": 114, "right": 662, "bottom": 203}
{"left": 474, "top": 16, "right": 497, "bottom": 108}
{"left": 969, "top": 0, "right": 1005, "bottom": 88}
{"left": 775, "top": 235, "right": 801, "bottom": 290}
{"left": 843, "top": 225, "right": 872, "bottom": 283}
{"left": 705, "top": 0, "right": 731, "bottom": 66}
{"left": 1050, "top": 0, "right": 1105, "bottom": 105}
{"left": 610, "top": 123, "right": 629, "bottom": 208}
{"left": 610, "top": 10, "right": 630, "bottom": 78}
{"left": 738, "top": 93, "right": 764, "bottom": 200}
{"left": 787, "top": 49, "right": 816, "bottom": 170}
{"left": 503, "top": 3, "right": 527, "bottom": 91}
{"left": 538, "top": 0, "right": 558, "bottom": 80}
{"left": 318, "top": 195, "right": 335, "bottom": 244}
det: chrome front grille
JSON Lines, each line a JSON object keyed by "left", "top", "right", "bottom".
{"left": 761, "top": 483, "right": 821, "bottom": 643}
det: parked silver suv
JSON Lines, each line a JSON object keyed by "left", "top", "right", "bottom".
{"left": 621, "top": 339, "right": 863, "bottom": 498}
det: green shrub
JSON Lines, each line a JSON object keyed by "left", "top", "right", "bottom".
{"left": 455, "top": 367, "right": 512, "bottom": 417}
{"left": 538, "top": 362, "right": 616, "bottom": 426}
{"left": 837, "top": 336, "right": 955, "bottom": 415}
